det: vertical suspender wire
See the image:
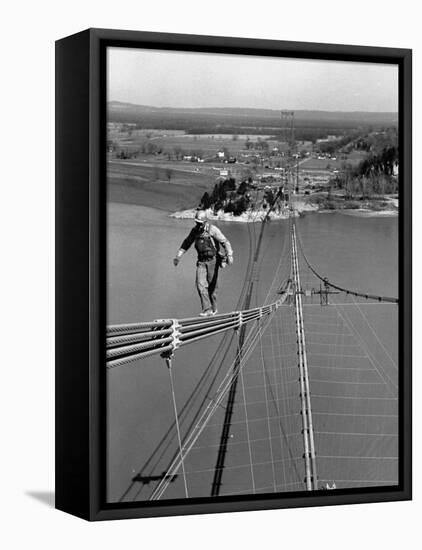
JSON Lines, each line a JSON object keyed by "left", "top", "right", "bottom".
{"left": 270, "top": 310, "right": 287, "bottom": 487}
{"left": 166, "top": 358, "right": 189, "bottom": 498}
{"left": 238, "top": 329, "right": 257, "bottom": 494}
{"left": 151, "top": 310, "right": 280, "bottom": 501}
{"left": 258, "top": 316, "right": 277, "bottom": 492}
{"left": 350, "top": 295, "right": 398, "bottom": 370}
{"left": 284, "top": 214, "right": 298, "bottom": 485}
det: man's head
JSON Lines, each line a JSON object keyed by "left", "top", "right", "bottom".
{"left": 195, "top": 210, "right": 207, "bottom": 226}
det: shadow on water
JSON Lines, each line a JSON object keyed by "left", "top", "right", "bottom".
{"left": 120, "top": 329, "right": 237, "bottom": 502}
{"left": 132, "top": 472, "right": 178, "bottom": 485}
{"left": 26, "top": 491, "right": 55, "bottom": 508}
{"left": 118, "top": 224, "right": 258, "bottom": 502}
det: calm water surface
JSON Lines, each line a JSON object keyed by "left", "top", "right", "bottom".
{"left": 107, "top": 203, "right": 398, "bottom": 501}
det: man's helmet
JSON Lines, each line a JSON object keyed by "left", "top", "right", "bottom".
{"left": 195, "top": 210, "right": 207, "bottom": 224}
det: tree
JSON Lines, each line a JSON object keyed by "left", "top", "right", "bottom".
{"left": 200, "top": 192, "right": 212, "bottom": 209}
{"left": 211, "top": 183, "right": 219, "bottom": 204}
{"left": 224, "top": 201, "right": 235, "bottom": 214}
{"left": 219, "top": 187, "right": 227, "bottom": 202}
{"left": 233, "top": 196, "right": 248, "bottom": 216}
{"left": 240, "top": 168, "right": 254, "bottom": 183}
{"left": 223, "top": 178, "right": 236, "bottom": 191}
{"left": 165, "top": 168, "right": 173, "bottom": 183}
{"left": 173, "top": 146, "right": 183, "bottom": 160}
{"left": 264, "top": 188, "right": 275, "bottom": 206}
{"left": 237, "top": 181, "right": 249, "bottom": 195}
{"left": 153, "top": 166, "right": 160, "bottom": 181}
{"left": 192, "top": 149, "right": 204, "bottom": 159}
{"left": 260, "top": 140, "right": 270, "bottom": 152}
{"left": 214, "top": 200, "right": 224, "bottom": 214}
{"left": 144, "top": 141, "right": 158, "bottom": 155}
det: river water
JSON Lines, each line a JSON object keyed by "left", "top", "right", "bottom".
{"left": 107, "top": 202, "right": 398, "bottom": 502}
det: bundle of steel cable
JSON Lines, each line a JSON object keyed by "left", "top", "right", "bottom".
{"left": 106, "top": 286, "right": 291, "bottom": 369}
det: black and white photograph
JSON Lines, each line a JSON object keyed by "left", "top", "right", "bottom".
{"left": 2, "top": 0, "right": 420, "bottom": 542}
{"left": 106, "top": 46, "right": 400, "bottom": 503}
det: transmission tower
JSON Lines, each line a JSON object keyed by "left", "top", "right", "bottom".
{"left": 280, "top": 110, "right": 298, "bottom": 193}
{"left": 281, "top": 110, "right": 295, "bottom": 148}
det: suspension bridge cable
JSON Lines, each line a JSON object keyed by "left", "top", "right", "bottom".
{"left": 166, "top": 358, "right": 189, "bottom": 498}
{"left": 210, "top": 215, "right": 273, "bottom": 496}
{"left": 122, "top": 218, "right": 289, "bottom": 501}
{"left": 150, "top": 318, "right": 271, "bottom": 500}
{"left": 113, "top": 198, "right": 397, "bottom": 497}
{"left": 272, "top": 306, "right": 304, "bottom": 486}
{"left": 122, "top": 222, "right": 259, "bottom": 502}
{"left": 258, "top": 318, "right": 277, "bottom": 492}
{"left": 239, "top": 337, "right": 257, "bottom": 494}
{"left": 150, "top": 300, "right": 289, "bottom": 500}
{"left": 333, "top": 304, "right": 398, "bottom": 394}
{"left": 294, "top": 223, "right": 399, "bottom": 304}
{"left": 291, "top": 223, "right": 316, "bottom": 490}
{"left": 106, "top": 308, "right": 276, "bottom": 368}
{"left": 209, "top": 192, "right": 291, "bottom": 496}
{"left": 350, "top": 295, "right": 398, "bottom": 370}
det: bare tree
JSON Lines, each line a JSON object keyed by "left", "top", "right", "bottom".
{"left": 173, "top": 146, "right": 182, "bottom": 160}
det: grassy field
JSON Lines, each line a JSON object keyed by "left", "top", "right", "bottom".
{"left": 109, "top": 159, "right": 214, "bottom": 179}
{"left": 108, "top": 158, "right": 232, "bottom": 183}
{"left": 299, "top": 153, "right": 366, "bottom": 172}
{"left": 107, "top": 159, "right": 213, "bottom": 211}
{"left": 108, "top": 128, "right": 284, "bottom": 157}
{"left": 107, "top": 129, "right": 370, "bottom": 211}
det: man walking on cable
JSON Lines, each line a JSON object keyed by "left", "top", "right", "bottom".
{"left": 173, "top": 211, "right": 234, "bottom": 317}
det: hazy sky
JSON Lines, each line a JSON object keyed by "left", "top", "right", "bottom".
{"left": 108, "top": 47, "right": 398, "bottom": 112}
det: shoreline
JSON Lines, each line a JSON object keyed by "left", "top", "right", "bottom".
{"left": 107, "top": 178, "right": 398, "bottom": 221}
{"left": 170, "top": 203, "right": 398, "bottom": 222}
{"left": 170, "top": 208, "right": 297, "bottom": 222}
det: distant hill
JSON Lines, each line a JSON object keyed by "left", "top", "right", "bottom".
{"left": 107, "top": 101, "right": 398, "bottom": 140}
{"left": 108, "top": 101, "right": 398, "bottom": 125}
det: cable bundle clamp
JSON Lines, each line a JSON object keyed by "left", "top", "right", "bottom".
{"left": 158, "top": 319, "right": 181, "bottom": 359}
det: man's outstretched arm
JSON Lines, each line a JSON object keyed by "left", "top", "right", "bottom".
{"left": 173, "top": 228, "right": 196, "bottom": 266}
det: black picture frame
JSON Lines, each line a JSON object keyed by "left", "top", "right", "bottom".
{"left": 55, "top": 28, "right": 412, "bottom": 521}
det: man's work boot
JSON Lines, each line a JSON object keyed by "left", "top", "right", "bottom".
{"left": 199, "top": 310, "right": 212, "bottom": 317}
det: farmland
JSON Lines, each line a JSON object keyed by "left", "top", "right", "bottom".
{"left": 108, "top": 159, "right": 214, "bottom": 211}
{"left": 107, "top": 103, "right": 398, "bottom": 214}
{"left": 107, "top": 128, "right": 280, "bottom": 158}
